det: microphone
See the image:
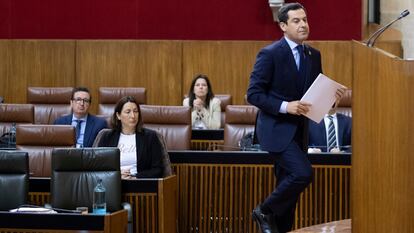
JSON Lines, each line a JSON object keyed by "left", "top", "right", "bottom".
{"left": 366, "top": 9, "right": 410, "bottom": 47}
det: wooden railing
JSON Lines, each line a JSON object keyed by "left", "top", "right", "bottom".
{"left": 191, "top": 139, "right": 224, "bottom": 150}
{"left": 28, "top": 152, "right": 350, "bottom": 233}
{"left": 172, "top": 163, "right": 350, "bottom": 232}
{"left": 170, "top": 151, "right": 351, "bottom": 232}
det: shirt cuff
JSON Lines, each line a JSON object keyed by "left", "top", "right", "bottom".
{"left": 279, "top": 101, "right": 288, "bottom": 114}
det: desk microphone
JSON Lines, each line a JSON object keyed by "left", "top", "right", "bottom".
{"left": 366, "top": 9, "right": 410, "bottom": 47}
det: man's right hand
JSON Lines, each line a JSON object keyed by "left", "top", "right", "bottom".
{"left": 286, "top": 101, "right": 311, "bottom": 115}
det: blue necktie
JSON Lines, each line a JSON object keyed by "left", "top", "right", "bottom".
{"left": 296, "top": 45, "right": 306, "bottom": 93}
{"left": 296, "top": 45, "right": 305, "bottom": 71}
{"left": 75, "top": 119, "right": 83, "bottom": 144}
{"left": 327, "top": 116, "right": 337, "bottom": 152}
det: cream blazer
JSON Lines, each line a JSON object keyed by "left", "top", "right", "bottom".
{"left": 183, "top": 97, "right": 221, "bottom": 129}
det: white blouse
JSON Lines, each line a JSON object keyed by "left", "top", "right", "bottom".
{"left": 117, "top": 133, "right": 137, "bottom": 175}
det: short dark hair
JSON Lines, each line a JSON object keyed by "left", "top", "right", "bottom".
{"left": 187, "top": 74, "right": 215, "bottom": 109}
{"left": 71, "top": 87, "right": 91, "bottom": 102}
{"left": 278, "top": 2, "right": 306, "bottom": 24}
{"left": 111, "top": 96, "right": 143, "bottom": 133}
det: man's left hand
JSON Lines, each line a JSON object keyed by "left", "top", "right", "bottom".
{"left": 335, "top": 87, "right": 347, "bottom": 101}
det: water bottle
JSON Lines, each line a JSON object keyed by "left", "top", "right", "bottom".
{"left": 9, "top": 123, "right": 16, "bottom": 148}
{"left": 92, "top": 179, "right": 107, "bottom": 215}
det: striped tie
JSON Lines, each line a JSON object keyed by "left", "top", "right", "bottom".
{"left": 327, "top": 116, "right": 336, "bottom": 152}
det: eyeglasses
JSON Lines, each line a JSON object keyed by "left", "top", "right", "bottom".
{"left": 72, "top": 98, "right": 91, "bottom": 104}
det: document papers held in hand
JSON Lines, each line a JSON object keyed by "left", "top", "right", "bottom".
{"left": 300, "top": 73, "right": 347, "bottom": 123}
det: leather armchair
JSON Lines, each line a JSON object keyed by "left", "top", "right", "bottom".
{"left": 27, "top": 87, "right": 73, "bottom": 124}
{"left": 224, "top": 105, "right": 258, "bottom": 149}
{"left": 0, "top": 104, "right": 34, "bottom": 136}
{"left": 337, "top": 89, "right": 352, "bottom": 117}
{"left": 141, "top": 105, "right": 191, "bottom": 150}
{"left": 98, "top": 87, "right": 147, "bottom": 116}
{"left": 215, "top": 94, "right": 232, "bottom": 128}
{"left": 50, "top": 148, "right": 122, "bottom": 212}
{"left": 16, "top": 124, "right": 75, "bottom": 177}
{"left": 0, "top": 151, "right": 29, "bottom": 210}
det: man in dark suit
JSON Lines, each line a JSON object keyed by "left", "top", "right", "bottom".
{"left": 247, "top": 3, "right": 345, "bottom": 233}
{"left": 308, "top": 104, "right": 352, "bottom": 153}
{"left": 54, "top": 87, "right": 107, "bottom": 148}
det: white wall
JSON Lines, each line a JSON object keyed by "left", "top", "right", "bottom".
{"left": 381, "top": 0, "right": 414, "bottom": 59}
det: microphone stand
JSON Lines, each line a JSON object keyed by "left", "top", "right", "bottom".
{"left": 366, "top": 9, "right": 410, "bottom": 47}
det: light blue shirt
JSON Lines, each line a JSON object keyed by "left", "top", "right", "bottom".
{"left": 279, "top": 36, "right": 304, "bottom": 114}
{"left": 72, "top": 114, "right": 88, "bottom": 147}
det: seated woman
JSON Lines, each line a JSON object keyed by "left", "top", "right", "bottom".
{"left": 183, "top": 74, "right": 221, "bottom": 129}
{"left": 94, "top": 96, "right": 164, "bottom": 178}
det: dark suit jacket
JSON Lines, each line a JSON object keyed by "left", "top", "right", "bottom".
{"left": 54, "top": 114, "right": 108, "bottom": 147}
{"left": 95, "top": 128, "right": 163, "bottom": 178}
{"left": 247, "top": 38, "right": 322, "bottom": 152}
{"left": 308, "top": 113, "right": 352, "bottom": 152}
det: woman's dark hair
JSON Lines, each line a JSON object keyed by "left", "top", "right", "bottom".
{"left": 187, "top": 74, "right": 215, "bottom": 109}
{"left": 278, "top": 3, "right": 306, "bottom": 24}
{"left": 111, "top": 96, "right": 143, "bottom": 133}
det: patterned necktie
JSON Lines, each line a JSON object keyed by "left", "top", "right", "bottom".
{"left": 327, "top": 116, "right": 337, "bottom": 152}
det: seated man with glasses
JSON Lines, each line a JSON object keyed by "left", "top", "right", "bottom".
{"left": 54, "top": 87, "right": 108, "bottom": 148}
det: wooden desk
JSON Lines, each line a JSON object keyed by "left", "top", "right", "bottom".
{"left": 191, "top": 129, "right": 224, "bottom": 150}
{"left": 170, "top": 151, "right": 351, "bottom": 232}
{"left": 0, "top": 209, "right": 127, "bottom": 233}
{"left": 121, "top": 176, "right": 177, "bottom": 233}
{"left": 28, "top": 175, "right": 177, "bottom": 233}
{"left": 26, "top": 151, "right": 349, "bottom": 233}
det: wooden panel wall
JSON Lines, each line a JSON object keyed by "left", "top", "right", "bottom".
{"left": 0, "top": 40, "right": 75, "bottom": 104}
{"left": 76, "top": 40, "right": 183, "bottom": 113}
{"left": 183, "top": 41, "right": 356, "bottom": 105}
{"left": 308, "top": 41, "right": 353, "bottom": 88}
{"left": 182, "top": 41, "right": 268, "bottom": 105}
{"left": 352, "top": 41, "right": 414, "bottom": 233}
{"left": 0, "top": 39, "right": 401, "bottom": 112}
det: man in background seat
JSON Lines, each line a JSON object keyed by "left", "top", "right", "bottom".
{"left": 54, "top": 87, "right": 107, "bottom": 148}
{"left": 308, "top": 101, "right": 352, "bottom": 153}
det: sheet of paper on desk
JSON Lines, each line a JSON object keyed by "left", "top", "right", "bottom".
{"left": 300, "top": 73, "right": 347, "bottom": 123}
{"left": 9, "top": 207, "right": 57, "bottom": 214}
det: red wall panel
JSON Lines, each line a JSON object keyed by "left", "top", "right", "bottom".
{"left": 0, "top": 0, "right": 362, "bottom": 40}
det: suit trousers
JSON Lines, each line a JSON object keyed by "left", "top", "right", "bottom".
{"left": 263, "top": 141, "right": 313, "bottom": 232}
